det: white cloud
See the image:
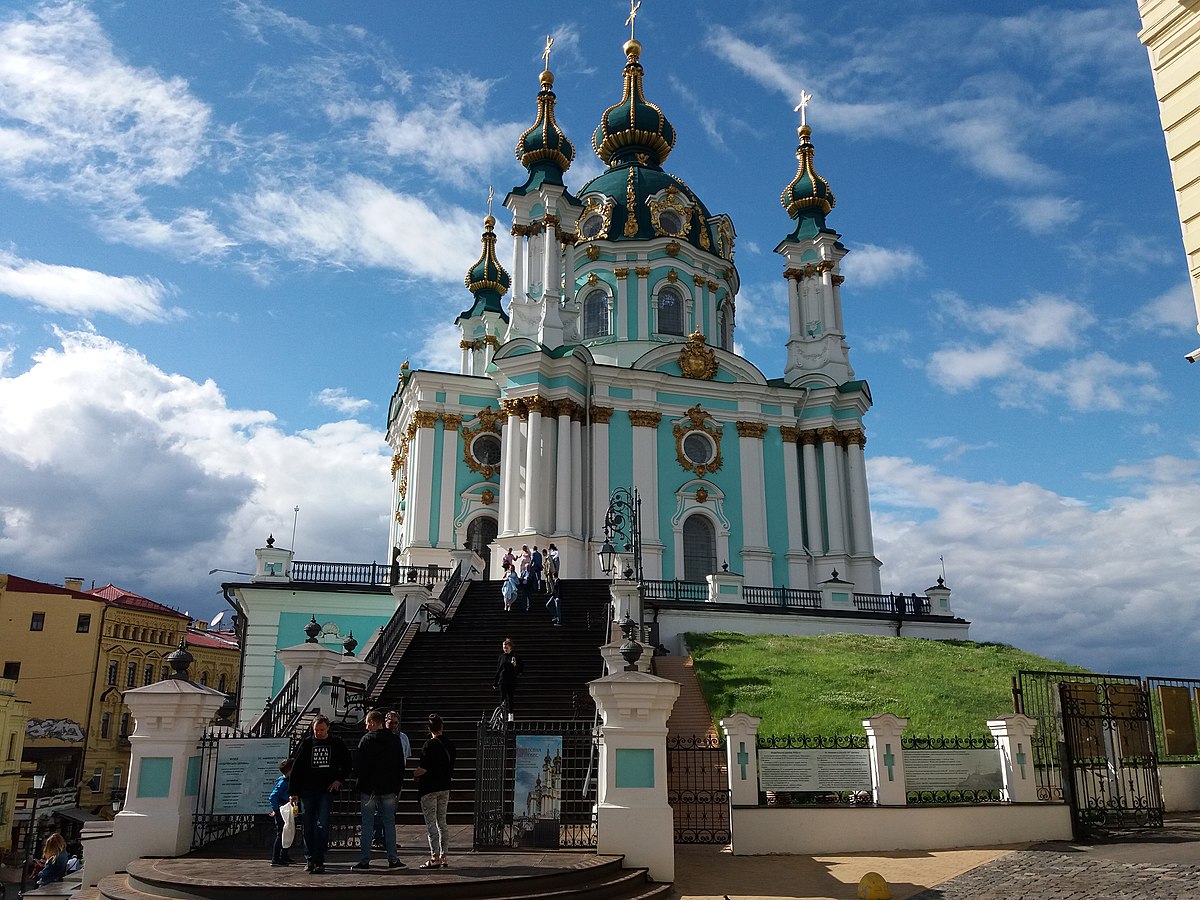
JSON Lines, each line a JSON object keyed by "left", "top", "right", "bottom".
{"left": 842, "top": 244, "right": 924, "bottom": 287}
{"left": 1004, "top": 194, "right": 1082, "bottom": 235}
{"left": 231, "top": 174, "right": 481, "bottom": 281}
{"left": 418, "top": 323, "right": 467, "bottom": 373}
{"left": 0, "top": 328, "right": 389, "bottom": 610}
{"left": 313, "top": 388, "right": 372, "bottom": 415}
{"left": 0, "top": 251, "right": 176, "bottom": 323}
{"left": 921, "top": 435, "right": 998, "bottom": 462}
{"left": 1139, "top": 281, "right": 1198, "bottom": 334}
{"left": 870, "top": 454, "right": 1200, "bottom": 676}
{"left": 731, "top": 281, "right": 788, "bottom": 346}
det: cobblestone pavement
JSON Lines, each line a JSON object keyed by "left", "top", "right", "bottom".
{"left": 912, "top": 814, "right": 1200, "bottom": 900}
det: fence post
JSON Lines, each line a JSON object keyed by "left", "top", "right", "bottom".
{"left": 863, "top": 713, "right": 909, "bottom": 806}
{"left": 987, "top": 714, "right": 1041, "bottom": 803}
{"left": 719, "top": 713, "right": 762, "bottom": 807}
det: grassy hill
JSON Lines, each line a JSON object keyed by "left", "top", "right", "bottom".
{"left": 685, "top": 632, "right": 1090, "bottom": 737}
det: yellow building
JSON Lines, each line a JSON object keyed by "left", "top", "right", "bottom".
{"left": 82, "top": 584, "right": 193, "bottom": 813}
{"left": 184, "top": 623, "right": 240, "bottom": 702}
{"left": 0, "top": 676, "right": 31, "bottom": 856}
{"left": 1139, "top": 0, "right": 1200, "bottom": 353}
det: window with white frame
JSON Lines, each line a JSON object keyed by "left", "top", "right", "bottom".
{"left": 657, "top": 285, "right": 684, "bottom": 336}
{"left": 583, "top": 288, "right": 610, "bottom": 338}
{"left": 682, "top": 514, "right": 717, "bottom": 582}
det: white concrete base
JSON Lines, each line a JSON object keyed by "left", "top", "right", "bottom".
{"left": 729, "top": 804, "right": 1071, "bottom": 855}
{"left": 597, "top": 803, "right": 675, "bottom": 882}
{"left": 1160, "top": 766, "right": 1200, "bottom": 812}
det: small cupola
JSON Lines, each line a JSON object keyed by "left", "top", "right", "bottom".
{"left": 592, "top": 38, "right": 676, "bottom": 168}
{"left": 456, "top": 215, "right": 511, "bottom": 324}
{"left": 781, "top": 123, "right": 836, "bottom": 241}
{"left": 515, "top": 49, "right": 575, "bottom": 187}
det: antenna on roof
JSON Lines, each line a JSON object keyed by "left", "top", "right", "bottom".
{"left": 209, "top": 611, "right": 225, "bottom": 629}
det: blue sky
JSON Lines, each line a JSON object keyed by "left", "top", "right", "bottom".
{"left": 1, "top": 1, "right": 1198, "bottom": 679}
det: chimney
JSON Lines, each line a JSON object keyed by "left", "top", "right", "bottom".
{"left": 64, "top": 577, "right": 84, "bottom": 592}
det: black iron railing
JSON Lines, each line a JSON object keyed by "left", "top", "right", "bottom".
{"left": 853, "top": 592, "right": 929, "bottom": 614}
{"left": 249, "top": 666, "right": 301, "bottom": 737}
{"left": 290, "top": 560, "right": 395, "bottom": 585}
{"left": 642, "top": 579, "right": 707, "bottom": 602}
{"left": 744, "top": 585, "right": 822, "bottom": 608}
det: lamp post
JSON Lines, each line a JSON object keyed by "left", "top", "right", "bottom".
{"left": 19, "top": 770, "right": 46, "bottom": 895}
{"left": 596, "top": 487, "right": 642, "bottom": 584}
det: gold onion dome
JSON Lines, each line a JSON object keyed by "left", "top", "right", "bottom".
{"left": 781, "top": 124, "right": 836, "bottom": 239}
{"left": 458, "top": 216, "right": 510, "bottom": 323}
{"left": 592, "top": 38, "right": 676, "bottom": 167}
{"left": 516, "top": 67, "right": 575, "bottom": 183}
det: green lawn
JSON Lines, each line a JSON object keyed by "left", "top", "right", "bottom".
{"left": 685, "top": 631, "right": 1089, "bottom": 737}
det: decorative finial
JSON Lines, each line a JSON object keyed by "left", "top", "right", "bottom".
{"left": 794, "top": 90, "right": 812, "bottom": 129}
{"left": 266, "top": 534, "right": 275, "bottom": 548}
{"left": 626, "top": 0, "right": 640, "bottom": 40}
{"left": 487, "top": 185, "right": 494, "bottom": 217}
{"left": 542, "top": 34, "right": 554, "bottom": 72}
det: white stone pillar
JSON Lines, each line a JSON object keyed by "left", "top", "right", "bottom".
{"left": 460, "top": 340, "right": 471, "bottom": 376}
{"left": 720, "top": 713, "right": 762, "bottom": 808}
{"left": 819, "top": 428, "right": 846, "bottom": 555}
{"left": 554, "top": 402, "right": 573, "bottom": 535}
{"left": 630, "top": 411, "right": 662, "bottom": 579}
{"left": 706, "top": 570, "right": 744, "bottom": 604}
{"left": 500, "top": 402, "right": 522, "bottom": 535}
{"left": 590, "top": 408, "right": 613, "bottom": 575}
{"left": 510, "top": 222, "right": 526, "bottom": 306}
{"left": 924, "top": 578, "right": 952, "bottom": 616}
{"left": 589, "top": 671, "right": 681, "bottom": 883}
{"left": 438, "top": 415, "right": 461, "bottom": 548}
{"left": 600, "top": 639, "right": 652, "bottom": 675}
{"left": 800, "top": 432, "right": 824, "bottom": 555}
{"left": 524, "top": 398, "right": 546, "bottom": 535}
{"left": 863, "top": 713, "right": 909, "bottom": 807}
{"left": 570, "top": 414, "right": 584, "bottom": 538}
{"left": 609, "top": 580, "right": 641, "bottom": 631}
{"left": 987, "top": 714, "right": 1041, "bottom": 803}
{"left": 85, "top": 675, "right": 227, "bottom": 886}
{"left": 844, "top": 430, "right": 873, "bottom": 557}
{"left": 780, "top": 428, "right": 807, "bottom": 586}
{"left": 736, "top": 421, "right": 771, "bottom": 585}
{"left": 409, "top": 414, "right": 437, "bottom": 547}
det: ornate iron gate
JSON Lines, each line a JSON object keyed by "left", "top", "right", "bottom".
{"left": 473, "top": 718, "right": 598, "bottom": 850}
{"left": 1015, "top": 671, "right": 1164, "bottom": 837}
{"left": 666, "top": 734, "right": 729, "bottom": 844}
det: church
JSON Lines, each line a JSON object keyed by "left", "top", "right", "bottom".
{"left": 388, "top": 29, "right": 880, "bottom": 593}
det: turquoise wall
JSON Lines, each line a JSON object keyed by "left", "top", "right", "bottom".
{"left": 274, "top": 611, "right": 393, "bottom": 693}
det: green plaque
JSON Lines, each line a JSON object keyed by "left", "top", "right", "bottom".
{"left": 615, "top": 748, "right": 655, "bottom": 788}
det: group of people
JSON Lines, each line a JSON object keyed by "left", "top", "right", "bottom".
{"left": 500, "top": 543, "right": 562, "bottom": 625}
{"left": 270, "top": 709, "right": 456, "bottom": 873}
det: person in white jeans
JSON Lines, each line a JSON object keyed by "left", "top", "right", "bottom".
{"left": 412, "top": 712, "right": 456, "bottom": 869}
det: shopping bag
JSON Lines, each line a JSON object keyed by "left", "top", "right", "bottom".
{"left": 280, "top": 802, "right": 296, "bottom": 848}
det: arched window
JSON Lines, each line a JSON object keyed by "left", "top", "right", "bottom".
{"left": 466, "top": 516, "right": 499, "bottom": 580}
{"left": 218, "top": 674, "right": 227, "bottom": 693}
{"left": 683, "top": 515, "right": 717, "bottom": 582}
{"left": 718, "top": 305, "right": 731, "bottom": 350}
{"left": 657, "top": 286, "right": 683, "bottom": 336}
{"left": 583, "top": 289, "right": 610, "bottom": 339}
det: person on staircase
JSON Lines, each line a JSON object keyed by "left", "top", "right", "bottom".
{"left": 289, "top": 715, "right": 351, "bottom": 874}
{"left": 412, "top": 713, "right": 456, "bottom": 869}
{"left": 494, "top": 637, "right": 523, "bottom": 718}
{"left": 352, "top": 709, "right": 407, "bottom": 870}
{"left": 501, "top": 561, "right": 519, "bottom": 611}
{"left": 530, "top": 545, "right": 544, "bottom": 595}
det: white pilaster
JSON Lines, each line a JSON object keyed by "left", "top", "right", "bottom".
{"left": 616, "top": 272, "right": 630, "bottom": 340}
{"left": 525, "top": 401, "right": 546, "bottom": 535}
{"left": 631, "top": 413, "right": 661, "bottom": 579}
{"left": 410, "top": 420, "right": 436, "bottom": 547}
{"left": 500, "top": 406, "right": 522, "bottom": 535}
{"left": 781, "top": 432, "right": 806, "bottom": 586}
{"left": 801, "top": 434, "right": 824, "bottom": 555}
{"left": 737, "top": 424, "right": 771, "bottom": 585}
{"left": 510, "top": 222, "right": 526, "bottom": 306}
{"left": 820, "top": 430, "right": 846, "bottom": 555}
{"left": 590, "top": 413, "right": 611, "bottom": 575}
{"left": 438, "top": 418, "right": 459, "bottom": 548}
{"left": 554, "top": 405, "right": 573, "bottom": 534}
{"left": 589, "top": 671, "right": 681, "bottom": 883}
{"left": 571, "top": 415, "right": 584, "bottom": 539}
{"left": 863, "top": 713, "right": 909, "bottom": 807}
{"left": 844, "top": 433, "right": 873, "bottom": 557}
{"left": 720, "top": 713, "right": 763, "bottom": 808}
{"left": 987, "top": 714, "right": 1041, "bottom": 803}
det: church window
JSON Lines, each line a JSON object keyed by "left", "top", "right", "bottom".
{"left": 126, "top": 662, "right": 136, "bottom": 687}
{"left": 683, "top": 515, "right": 717, "bottom": 582}
{"left": 682, "top": 431, "right": 716, "bottom": 467}
{"left": 119, "top": 713, "right": 130, "bottom": 738}
{"left": 583, "top": 289, "right": 610, "bottom": 339}
{"left": 657, "top": 286, "right": 683, "bottom": 336}
{"left": 580, "top": 213, "right": 604, "bottom": 239}
{"left": 471, "top": 433, "right": 501, "bottom": 467}
{"left": 658, "top": 209, "right": 683, "bottom": 235}
{"left": 718, "top": 306, "right": 730, "bottom": 350}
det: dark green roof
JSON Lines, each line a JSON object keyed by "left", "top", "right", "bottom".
{"left": 781, "top": 125, "right": 837, "bottom": 242}
{"left": 515, "top": 70, "right": 574, "bottom": 186}
{"left": 592, "top": 39, "right": 675, "bottom": 168}
{"left": 457, "top": 217, "right": 510, "bottom": 323}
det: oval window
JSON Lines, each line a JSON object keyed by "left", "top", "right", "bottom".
{"left": 682, "top": 431, "right": 715, "bottom": 466}
{"left": 472, "top": 433, "right": 501, "bottom": 466}
{"left": 580, "top": 214, "right": 604, "bottom": 239}
{"left": 659, "top": 209, "right": 683, "bottom": 235}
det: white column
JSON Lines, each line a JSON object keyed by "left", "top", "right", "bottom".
{"left": 510, "top": 223, "right": 526, "bottom": 305}
{"left": 460, "top": 340, "right": 470, "bottom": 376}
{"left": 555, "top": 403, "right": 573, "bottom": 535}
{"left": 720, "top": 713, "right": 763, "bottom": 809}
{"left": 524, "top": 399, "right": 546, "bottom": 535}
{"left": 787, "top": 271, "right": 802, "bottom": 338}
{"left": 987, "top": 714, "right": 1041, "bottom": 803}
{"left": 800, "top": 433, "right": 824, "bottom": 554}
{"left": 819, "top": 428, "right": 846, "bottom": 555}
{"left": 737, "top": 422, "right": 771, "bottom": 585}
{"left": 630, "top": 412, "right": 661, "bottom": 579}
{"left": 780, "top": 429, "right": 806, "bottom": 586}
{"left": 844, "top": 431, "right": 874, "bottom": 557}
{"left": 438, "top": 416, "right": 460, "bottom": 548}
{"left": 500, "top": 403, "right": 522, "bottom": 535}
{"left": 863, "top": 713, "right": 909, "bottom": 807}
{"left": 590, "top": 409, "right": 612, "bottom": 576}
{"left": 541, "top": 406, "right": 557, "bottom": 532}
{"left": 571, "top": 414, "right": 584, "bottom": 538}
{"left": 409, "top": 416, "right": 437, "bottom": 547}
{"left": 589, "top": 671, "right": 681, "bottom": 883}
{"left": 635, "top": 266, "right": 650, "bottom": 341}
{"left": 616, "top": 272, "right": 630, "bottom": 340}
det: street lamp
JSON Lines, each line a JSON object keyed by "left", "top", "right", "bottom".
{"left": 20, "top": 770, "right": 47, "bottom": 895}
{"left": 596, "top": 487, "right": 642, "bottom": 583}
{"left": 111, "top": 787, "right": 125, "bottom": 814}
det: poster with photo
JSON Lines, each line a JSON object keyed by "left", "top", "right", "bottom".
{"left": 512, "top": 735, "right": 562, "bottom": 848}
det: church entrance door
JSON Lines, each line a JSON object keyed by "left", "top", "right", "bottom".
{"left": 466, "top": 515, "right": 498, "bottom": 579}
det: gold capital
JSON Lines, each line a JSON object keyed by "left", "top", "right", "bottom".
{"left": 736, "top": 420, "right": 768, "bottom": 439}
{"left": 590, "top": 405, "right": 614, "bottom": 424}
{"left": 628, "top": 409, "right": 663, "bottom": 428}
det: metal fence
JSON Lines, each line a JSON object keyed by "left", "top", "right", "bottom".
{"left": 642, "top": 579, "right": 708, "bottom": 602}
{"left": 743, "top": 586, "right": 821, "bottom": 609}
{"left": 900, "top": 734, "right": 1003, "bottom": 805}
{"left": 290, "top": 560, "right": 452, "bottom": 587}
{"left": 666, "top": 733, "right": 729, "bottom": 844}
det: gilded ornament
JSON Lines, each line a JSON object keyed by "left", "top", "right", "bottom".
{"left": 695, "top": 487, "right": 709, "bottom": 503}
{"left": 524, "top": 396, "right": 546, "bottom": 414}
{"left": 780, "top": 425, "right": 800, "bottom": 444}
{"left": 586, "top": 245, "right": 600, "bottom": 261}
{"left": 395, "top": 509, "right": 404, "bottom": 524}
{"left": 665, "top": 240, "right": 680, "bottom": 256}
{"left": 628, "top": 409, "right": 662, "bottom": 428}
{"left": 678, "top": 330, "right": 718, "bottom": 380}
{"left": 390, "top": 451, "right": 403, "bottom": 479}
{"left": 478, "top": 405, "right": 503, "bottom": 429}
{"left": 672, "top": 404, "right": 724, "bottom": 476}
{"left": 590, "top": 405, "right": 614, "bottom": 424}
{"left": 462, "top": 406, "right": 503, "bottom": 481}
{"left": 699, "top": 223, "right": 710, "bottom": 250}
{"left": 667, "top": 269, "right": 678, "bottom": 283}
{"left": 845, "top": 428, "right": 866, "bottom": 447}
{"left": 635, "top": 266, "right": 650, "bottom": 277}
{"left": 441, "top": 414, "right": 463, "bottom": 430}
{"left": 480, "top": 489, "right": 496, "bottom": 506}
{"left": 413, "top": 411, "right": 439, "bottom": 429}
{"left": 483, "top": 335, "right": 501, "bottom": 350}
{"left": 587, "top": 272, "right": 599, "bottom": 285}
{"left": 692, "top": 274, "right": 705, "bottom": 287}
{"left": 799, "top": 429, "right": 820, "bottom": 446}
{"left": 614, "top": 267, "right": 629, "bottom": 279}
{"left": 833, "top": 274, "right": 845, "bottom": 285}
{"left": 736, "top": 420, "right": 768, "bottom": 439}
{"left": 817, "top": 426, "right": 840, "bottom": 444}
{"left": 624, "top": 167, "right": 639, "bottom": 238}
{"left": 707, "top": 280, "right": 719, "bottom": 292}
{"left": 404, "top": 422, "right": 417, "bottom": 440}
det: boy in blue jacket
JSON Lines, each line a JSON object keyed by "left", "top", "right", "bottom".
{"left": 268, "top": 758, "right": 295, "bottom": 866}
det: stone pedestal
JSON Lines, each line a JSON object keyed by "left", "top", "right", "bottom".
{"left": 599, "top": 640, "right": 652, "bottom": 675}
{"left": 863, "top": 713, "right": 909, "bottom": 807}
{"left": 720, "top": 713, "right": 763, "bottom": 807}
{"left": 987, "top": 714, "right": 1040, "bottom": 803}
{"left": 706, "top": 571, "right": 744, "bottom": 604}
{"left": 608, "top": 580, "right": 641, "bottom": 626}
{"left": 819, "top": 571, "right": 855, "bottom": 610}
{"left": 589, "top": 671, "right": 681, "bottom": 882}
{"left": 85, "top": 678, "right": 226, "bottom": 886}
{"left": 275, "top": 643, "right": 343, "bottom": 718}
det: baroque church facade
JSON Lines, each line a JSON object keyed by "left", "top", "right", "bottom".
{"left": 387, "top": 31, "right": 881, "bottom": 593}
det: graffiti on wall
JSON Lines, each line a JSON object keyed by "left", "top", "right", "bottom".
{"left": 26, "top": 718, "right": 86, "bottom": 742}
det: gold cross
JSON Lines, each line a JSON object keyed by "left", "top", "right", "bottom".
{"left": 794, "top": 90, "right": 812, "bottom": 128}
{"left": 542, "top": 35, "right": 554, "bottom": 71}
{"left": 626, "top": 0, "right": 640, "bottom": 40}
{"left": 487, "top": 185, "right": 494, "bottom": 217}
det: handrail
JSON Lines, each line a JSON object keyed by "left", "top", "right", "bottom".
{"left": 249, "top": 666, "right": 302, "bottom": 737}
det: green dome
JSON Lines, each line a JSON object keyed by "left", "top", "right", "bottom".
{"left": 781, "top": 124, "right": 836, "bottom": 240}
{"left": 457, "top": 216, "right": 510, "bottom": 323}
{"left": 592, "top": 39, "right": 675, "bottom": 168}
{"left": 576, "top": 162, "right": 716, "bottom": 253}
{"left": 515, "top": 69, "right": 575, "bottom": 186}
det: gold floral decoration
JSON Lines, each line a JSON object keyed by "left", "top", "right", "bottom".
{"left": 461, "top": 406, "right": 502, "bottom": 480}
{"left": 480, "top": 489, "right": 496, "bottom": 506}
{"left": 678, "top": 330, "right": 718, "bottom": 380}
{"left": 672, "top": 405, "right": 724, "bottom": 477}
{"left": 695, "top": 487, "right": 709, "bottom": 503}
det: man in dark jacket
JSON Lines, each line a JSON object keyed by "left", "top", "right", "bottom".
{"left": 289, "top": 716, "right": 352, "bottom": 873}
{"left": 494, "top": 637, "right": 524, "bottom": 719}
{"left": 353, "top": 708, "right": 406, "bottom": 869}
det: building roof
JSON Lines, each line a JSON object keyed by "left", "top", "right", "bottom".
{"left": 186, "top": 628, "right": 239, "bottom": 651}
{"left": 88, "top": 584, "right": 190, "bottom": 619}
{"left": 1, "top": 574, "right": 105, "bottom": 603}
